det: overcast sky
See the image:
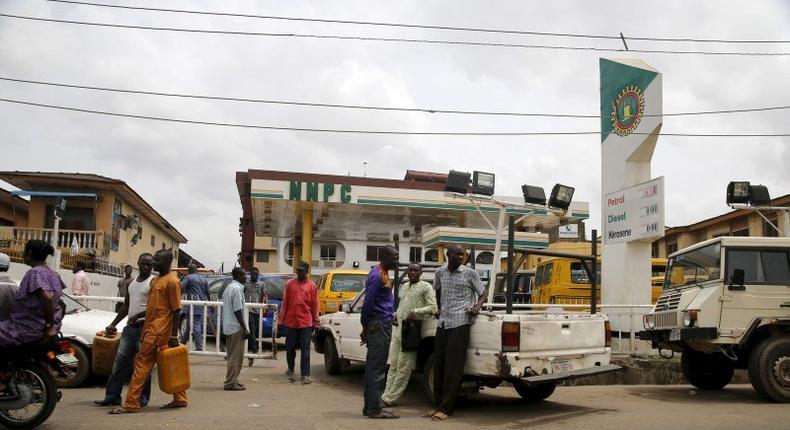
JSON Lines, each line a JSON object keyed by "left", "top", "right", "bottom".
{"left": 1, "top": 1, "right": 789, "bottom": 269}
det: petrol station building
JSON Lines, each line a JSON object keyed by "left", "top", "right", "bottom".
{"left": 236, "top": 169, "right": 590, "bottom": 276}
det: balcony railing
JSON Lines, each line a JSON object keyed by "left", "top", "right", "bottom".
{"left": 4, "top": 227, "right": 99, "bottom": 251}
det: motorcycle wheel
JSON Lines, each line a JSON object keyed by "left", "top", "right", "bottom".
{"left": 0, "top": 362, "right": 58, "bottom": 429}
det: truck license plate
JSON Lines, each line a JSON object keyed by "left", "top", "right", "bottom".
{"left": 669, "top": 328, "right": 681, "bottom": 341}
{"left": 551, "top": 360, "right": 574, "bottom": 373}
{"left": 57, "top": 353, "right": 78, "bottom": 365}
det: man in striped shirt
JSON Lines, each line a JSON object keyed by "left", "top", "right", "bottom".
{"left": 429, "top": 244, "right": 486, "bottom": 421}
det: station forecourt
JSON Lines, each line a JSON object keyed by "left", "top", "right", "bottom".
{"left": 235, "top": 169, "right": 590, "bottom": 280}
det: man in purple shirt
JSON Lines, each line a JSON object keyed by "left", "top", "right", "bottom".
{"left": 360, "top": 245, "right": 399, "bottom": 419}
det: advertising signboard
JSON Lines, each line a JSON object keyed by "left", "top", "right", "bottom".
{"left": 604, "top": 177, "right": 665, "bottom": 244}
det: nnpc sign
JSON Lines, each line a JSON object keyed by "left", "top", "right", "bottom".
{"left": 289, "top": 181, "right": 352, "bottom": 203}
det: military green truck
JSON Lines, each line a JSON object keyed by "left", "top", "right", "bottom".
{"left": 639, "top": 237, "right": 790, "bottom": 402}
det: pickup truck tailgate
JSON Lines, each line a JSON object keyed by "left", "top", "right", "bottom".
{"left": 517, "top": 314, "right": 605, "bottom": 353}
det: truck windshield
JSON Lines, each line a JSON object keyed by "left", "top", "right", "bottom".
{"left": 665, "top": 242, "right": 721, "bottom": 289}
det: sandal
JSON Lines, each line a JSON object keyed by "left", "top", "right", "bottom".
{"left": 160, "top": 401, "right": 188, "bottom": 409}
{"left": 369, "top": 410, "right": 399, "bottom": 419}
{"left": 108, "top": 407, "right": 136, "bottom": 415}
{"left": 431, "top": 412, "right": 450, "bottom": 421}
{"left": 423, "top": 410, "right": 437, "bottom": 418}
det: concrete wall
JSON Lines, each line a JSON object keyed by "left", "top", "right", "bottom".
{"left": 8, "top": 262, "right": 123, "bottom": 312}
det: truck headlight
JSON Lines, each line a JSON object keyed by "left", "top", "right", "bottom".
{"left": 643, "top": 314, "right": 655, "bottom": 330}
{"left": 682, "top": 310, "right": 698, "bottom": 327}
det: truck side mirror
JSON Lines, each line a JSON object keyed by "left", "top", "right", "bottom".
{"left": 728, "top": 269, "right": 745, "bottom": 291}
{"left": 341, "top": 302, "right": 351, "bottom": 313}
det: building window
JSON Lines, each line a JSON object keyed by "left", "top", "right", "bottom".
{"left": 320, "top": 245, "right": 337, "bottom": 260}
{"left": 764, "top": 219, "right": 779, "bottom": 237}
{"left": 162, "top": 243, "right": 166, "bottom": 250}
{"left": 731, "top": 228, "right": 750, "bottom": 237}
{"left": 150, "top": 234, "right": 155, "bottom": 247}
{"left": 366, "top": 245, "right": 387, "bottom": 262}
{"left": 651, "top": 241, "right": 659, "bottom": 258}
{"left": 409, "top": 246, "right": 422, "bottom": 263}
{"left": 475, "top": 251, "right": 494, "bottom": 265}
{"left": 666, "top": 242, "right": 678, "bottom": 256}
{"left": 424, "top": 249, "right": 439, "bottom": 262}
{"left": 256, "top": 250, "right": 270, "bottom": 263}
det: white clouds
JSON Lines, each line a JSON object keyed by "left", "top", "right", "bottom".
{"left": 1, "top": 0, "right": 789, "bottom": 267}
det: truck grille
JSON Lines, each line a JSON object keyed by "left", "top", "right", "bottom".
{"left": 654, "top": 311, "right": 679, "bottom": 329}
{"left": 655, "top": 291, "right": 682, "bottom": 311}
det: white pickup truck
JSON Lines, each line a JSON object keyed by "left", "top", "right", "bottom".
{"left": 314, "top": 290, "right": 618, "bottom": 402}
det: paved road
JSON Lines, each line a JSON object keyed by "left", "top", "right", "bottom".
{"left": 42, "top": 355, "right": 789, "bottom": 430}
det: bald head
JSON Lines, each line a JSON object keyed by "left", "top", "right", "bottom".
{"left": 446, "top": 243, "right": 466, "bottom": 270}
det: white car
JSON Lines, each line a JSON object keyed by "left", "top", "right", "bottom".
{"left": 58, "top": 293, "right": 126, "bottom": 388}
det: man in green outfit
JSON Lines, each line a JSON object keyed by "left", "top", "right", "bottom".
{"left": 381, "top": 263, "right": 437, "bottom": 406}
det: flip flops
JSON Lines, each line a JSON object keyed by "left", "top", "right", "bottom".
{"left": 368, "top": 410, "right": 399, "bottom": 419}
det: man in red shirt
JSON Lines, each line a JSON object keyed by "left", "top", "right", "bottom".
{"left": 278, "top": 262, "right": 319, "bottom": 384}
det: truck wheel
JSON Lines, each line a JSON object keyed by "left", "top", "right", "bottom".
{"left": 421, "top": 353, "right": 437, "bottom": 403}
{"left": 748, "top": 337, "right": 790, "bottom": 403}
{"left": 323, "top": 337, "right": 341, "bottom": 375}
{"left": 512, "top": 380, "right": 557, "bottom": 402}
{"left": 681, "top": 350, "right": 734, "bottom": 391}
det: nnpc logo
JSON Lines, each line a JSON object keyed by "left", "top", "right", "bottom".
{"left": 610, "top": 85, "right": 645, "bottom": 137}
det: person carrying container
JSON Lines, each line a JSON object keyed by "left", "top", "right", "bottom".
{"left": 94, "top": 253, "right": 154, "bottom": 407}
{"left": 109, "top": 249, "right": 187, "bottom": 414}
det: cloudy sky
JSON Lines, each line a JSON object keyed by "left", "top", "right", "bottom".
{"left": 1, "top": 0, "right": 789, "bottom": 269}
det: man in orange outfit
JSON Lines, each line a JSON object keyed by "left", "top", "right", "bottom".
{"left": 110, "top": 248, "right": 187, "bottom": 414}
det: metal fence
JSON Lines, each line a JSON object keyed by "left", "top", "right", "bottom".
{"left": 71, "top": 296, "right": 280, "bottom": 359}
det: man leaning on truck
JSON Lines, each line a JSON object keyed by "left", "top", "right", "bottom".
{"left": 429, "top": 243, "right": 486, "bottom": 421}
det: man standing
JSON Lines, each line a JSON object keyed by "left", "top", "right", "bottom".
{"left": 382, "top": 263, "right": 437, "bottom": 406}
{"left": 429, "top": 244, "right": 486, "bottom": 421}
{"left": 244, "top": 267, "right": 267, "bottom": 366}
{"left": 110, "top": 249, "right": 187, "bottom": 414}
{"left": 71, "top": 261, "right": 90, "bottom": 296}
{"left": 115, "top": 264, "right": 133, "bottom": 313}
{"left": 222, "top": 267, "right": 249, "bottom": 391}
{"left": 360, "top": 246, "right": 399, "bottom": 419}
{"left": 180, "top": 263, "right": 209, "bottom": 351}
{"left": 278, "top": 262, "right": 319, "bottom": 385}
{"left": 95, "top": 254, "right": 154, "bottom": 406}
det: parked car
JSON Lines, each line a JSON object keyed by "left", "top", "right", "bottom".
{"left": 59, "top": 293, "right": 126, "bottom": 388}
{"left": 316, "top": 269, "right": 368, "bottom": 314}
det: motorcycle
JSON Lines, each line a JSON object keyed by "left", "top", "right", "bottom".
{"left": 0, "top": 336, "right": 76, "bottom": 429}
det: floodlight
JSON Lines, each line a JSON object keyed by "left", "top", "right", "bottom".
{"left": 472, "top": 171, "right": 495, "bottom": 196}
{"left": 548, "top": 184, "right": 575, "bottom": 210}
{"left": 749, "top": 185, "right": 771, "bottom": 206}
{"left": 726, "top": 181, "right": 750, "bottom": 205}
{"left": 445, "top": 170, "right": 471, "bottom": 194}
{"left": 521, "top": 185, "right": 546, "bottom": 206}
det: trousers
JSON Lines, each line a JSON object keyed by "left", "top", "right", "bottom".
{"left": 433, "top": 324, "right": 470, "bottom": 416}
{"left": 285, "top": 327, "right": 312, "bottom": 377}
{"left": 102, "top": 325, "right": 151, "bottom": 405}
{"left": 123, "top": 331, "right": 187, "bottom": 412}
{"left": 381, "top": 324, "right": 417, "bottom": 404}
{"left": 179, "top": 308, "right": 204, "bottom": 351}
{"left": 362, "top": 318, "right": 392, "bottom": 416}
{"left": 224, "top": 330, "right": 245, "bottom": 388}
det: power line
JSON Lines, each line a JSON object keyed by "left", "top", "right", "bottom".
{"left": 2, "top": 76, "right": 789, "bottom": 118}
{"left": 47, "top": 0, "right": 790, "bottom": 45}
{"left": 1, "top": 13, "right": 789, "bottom": 57}
{"left": 1, "top": 96, "right": 789, "bottom": 137}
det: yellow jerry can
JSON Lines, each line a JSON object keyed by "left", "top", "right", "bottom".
{"left": 156, "top": 344, "right": 191, "bottom": 394}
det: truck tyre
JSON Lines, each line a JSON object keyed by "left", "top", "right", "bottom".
{"left": 420, "top": 353, "right": 437, "bottom": 403}
{"left": 748, "top": 337, "right": 790, "bottom": 403}
{"left": 512, "top": 380, "right": 557, "bottom": 402}
{"left": 681, "top": 350, "right": 734, "bottom": 391}
{"left": 323, "top": 336, "right": 341, "bottom": 375}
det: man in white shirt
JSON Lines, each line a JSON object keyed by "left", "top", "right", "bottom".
{"left": 71, "top": 261, "right": 90, "bottom": 296}
{"left": 222, "top": 267, "right": 249, "bottom": 391}
{"left": 0, "top": 253, "right": 18, "bottom": 321}
{"left": 94, "top": 253, "right": 154, "bottom": 406}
